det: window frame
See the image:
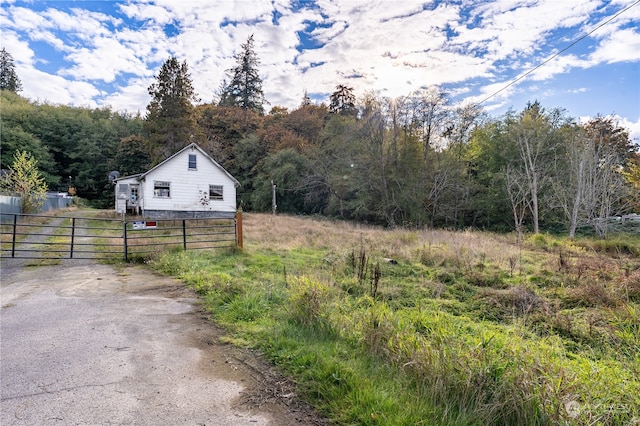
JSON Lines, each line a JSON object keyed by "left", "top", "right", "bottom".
{"left": 188, "top": 154, "right": 197, "bottom": 170}
{"left": 153, "top": 180, "right": 171, "bottom": 198}
{"left": 209, "top": 184, "right": 224, "bottom": 200}
{"left": 117, "top": 183, "right": 129, "bottom": 197}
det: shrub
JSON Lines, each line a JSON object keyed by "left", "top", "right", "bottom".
{"left": 567, "top": 282, "right": 618, "bottom": 308}
{"left": 286, "top": 276, "right": 333, "bottom": 330}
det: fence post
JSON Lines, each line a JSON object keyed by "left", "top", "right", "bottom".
{"left": 182, "top": 219, "right": 187, "bottom": 250}
{"left": 70, "top": 217, "right": 76, "bottom": 258}
{"left": 236, "top": 210, "right": 243, "bottom": 250}
{"left": 123, "top": 221, "right": 128, "bottom": 261}
{"left": 11, "top": 214, "right": 17, "bottom": 258}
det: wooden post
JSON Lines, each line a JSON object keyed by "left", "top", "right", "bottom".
{"left": 271, "top": 180, "right": 277, "bottom": 215}
{"left": 236, "top": 210, "right": 243, "bottom": 250}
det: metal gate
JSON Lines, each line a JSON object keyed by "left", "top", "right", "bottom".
{"left": 0, "top": 213, "right": 239, "bottom": 262}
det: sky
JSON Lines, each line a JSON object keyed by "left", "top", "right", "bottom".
{"left": 1, "top": 0, "right": 639, "bottom": 142}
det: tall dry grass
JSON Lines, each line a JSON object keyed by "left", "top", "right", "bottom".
{"left": 243, "top": 213, "right": 525, "bottom": 270}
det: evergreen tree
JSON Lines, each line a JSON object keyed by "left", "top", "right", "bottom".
{"left": 0, "top": 48, "right": 23, "bottom": 93}
{"left": 145, "top": 57, "right": 198, "bottom": 163}
{"left": 114, "top": 135, "right": 151, "bottom": 177}
{"left": 219, "top": 35, "right": 266, "bottom": 114}
{"left": 301, "top": 90, "right": 312, "bottom": 107}
{"left": 329, "top": 84, "right": 357, "bottom": 117}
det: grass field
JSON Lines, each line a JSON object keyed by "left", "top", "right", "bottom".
{"left": 148, "top": 213, "right": 640, "bottom": 425}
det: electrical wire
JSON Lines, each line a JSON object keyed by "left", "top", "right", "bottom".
{"left": 478, "top": 0, "right": 640, "bottom": 106}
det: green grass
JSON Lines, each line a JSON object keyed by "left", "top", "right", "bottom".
{"left": 147, "top": 213, "right": 640, "bottom": 425}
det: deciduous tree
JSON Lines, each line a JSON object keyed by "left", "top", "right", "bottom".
{"left": 583, "top": 116, "right": 635, "bottom": 163}
{"left": 508, "top": 102, "right": 565, "bottom": 234}
{"left": 410, "top": 87, "right": 450, "bottom": 160}
{"left": 580, "top": 130, "right": 629, "bottom": 238}
{"left": 622, "top": 153, "right": 640, "bottom": 212}
{"left": 0, "top": 151, "right": 47, "bottom": 213}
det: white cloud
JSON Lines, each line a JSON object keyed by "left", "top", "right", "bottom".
{"left": 22, "top": 66, "right": 102, "bottom": 107}
{"left": 102, "top": 77, "right": 152, "bottom": 114}
{"left": 1, "top": 30, "right": 34, "bottom": 64}
{"left": 61, "top": 37, "right": 150, "bottom": 82}
{"left": 589, "top": 28, "right": 640, "bottom": 63}
{"left": 1, "top": 0, "right": 637, "bottom": 130}
{"left": 529, "top": 53, "right": 583, "bottom": 81}
{"left": 118, "top": 2, "right": 174, "bottom": 26}
{"left": 617, "top": 116, "right": 640, "bottom": 146}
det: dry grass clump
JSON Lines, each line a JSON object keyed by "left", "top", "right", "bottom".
{"left": 566, "top": 282, "right": 619, "bottom": 308}
{"left": 618, "top": 268, "right": 640, "bottom": 302}
{"left": 478, "top": 285, "right": 549, "bottom": 318}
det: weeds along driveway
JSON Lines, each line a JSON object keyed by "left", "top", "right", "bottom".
{"left": 0, "top": 260, "right": 323, "bottom": 425}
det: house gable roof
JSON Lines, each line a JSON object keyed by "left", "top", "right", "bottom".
{"left": 115, "top": 143, "right": 239, "bottom": 186}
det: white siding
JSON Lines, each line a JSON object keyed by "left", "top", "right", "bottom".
{"left": 114, "top": 176, "right": 142, "bottom": 208}
{"left": 142, "top": 149, "right": 236, "bottom": 213}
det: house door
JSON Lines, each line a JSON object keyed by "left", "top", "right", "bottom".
{"left": 130, "top": 185, "right": 139, "bottom": 203}
{"left": 130, "top": 185, "right": 140, "bottom": 214}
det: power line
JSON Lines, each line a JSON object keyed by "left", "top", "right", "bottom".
{"left": 478, "top": 0, "right": 640, "bottom": 106}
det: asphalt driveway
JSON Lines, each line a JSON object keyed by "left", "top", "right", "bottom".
{"left": 0, "top": 261, "right": 322, "bottom": 425}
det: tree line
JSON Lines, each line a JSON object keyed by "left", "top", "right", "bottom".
{"left": 1, "top": 39, "right": 638, "bottom": 237}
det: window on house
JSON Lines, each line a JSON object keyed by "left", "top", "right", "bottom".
{"left": 209, "top": 184, "right": 223, "bottom": 200}
{"left": 154, "top": 181, "right": 171, "bottom": 198}
{"left": 117, "top": 183, "right": 129, "bottom": 197}
{"left": 188, "top": 154, "right": 197, "bottom": 170}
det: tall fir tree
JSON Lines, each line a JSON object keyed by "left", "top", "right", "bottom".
{"left": 300, "top": 90, "right": 312, "bottom": 107}
{"left": 329, "top": 84, "right": 357, "bottom": 117}
{"left": 219, "top": 35, "right": 267, "bottom": 114}
{"left": 0, "top": 48, "right": 23, "bottom": 93}
{"left": 144, "top": 57, "right": 198, "bottom": 163}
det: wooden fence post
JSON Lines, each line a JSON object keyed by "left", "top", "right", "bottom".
{"left": 236, "top": 210, "right": 243, "bottom": 250}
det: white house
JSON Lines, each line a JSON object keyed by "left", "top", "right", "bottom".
{"left": 114, "top": 143, "right": 239, "bottom": 219}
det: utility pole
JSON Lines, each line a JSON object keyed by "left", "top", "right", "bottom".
{"left": 271, "top": 180, "right": 277, "bottom": 215}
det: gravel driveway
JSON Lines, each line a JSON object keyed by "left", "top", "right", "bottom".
{"left": 0, "top": 260, "right": 324, "bottom": 425}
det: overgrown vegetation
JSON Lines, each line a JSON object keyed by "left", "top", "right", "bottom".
{"left": 0, "top": 150, "right": 47, "bottom": 213}
{"left": 149, "top": 213, "right": 640, "bottom": 425}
